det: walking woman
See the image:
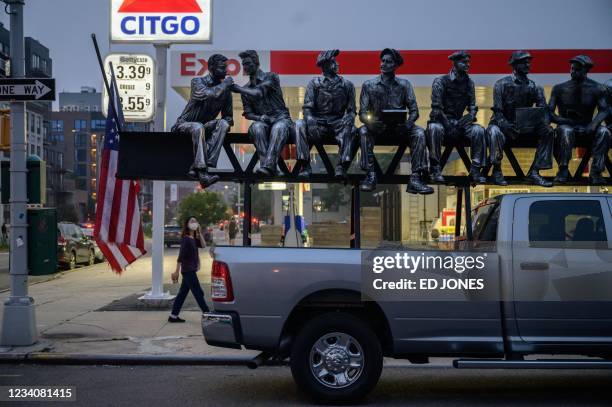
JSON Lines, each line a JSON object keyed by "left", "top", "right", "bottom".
{"left": 168, "top": 216, "right": 210, "bottom": 323}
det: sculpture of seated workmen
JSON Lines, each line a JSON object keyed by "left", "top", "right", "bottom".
{"left": 427, "top": 51, "right": 487, "bottom": 184}
{"left": 487, "top": 50, "right": 554, "bottom": 187}
{"left": 232, "top": 50, "right": 294, "bottom": 176}
{"left": 358, "top": 48, "right": 433, "bottom": 194}
{"left": 171, "top": 54, "right": 233, "bottom": 188}
{"left": 295, "top": 50, "right": 358, "bottom": 180}
{"left": 549, "top": 55, "right": 610, "bottom": 185}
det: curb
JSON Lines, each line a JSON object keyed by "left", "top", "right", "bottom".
{"left": 0, "top": 352, "right": 286, "bottom": 366}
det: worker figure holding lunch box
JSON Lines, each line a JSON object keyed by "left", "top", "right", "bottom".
{"left": 358, "top": 48, "right": 433, "bottom": 195}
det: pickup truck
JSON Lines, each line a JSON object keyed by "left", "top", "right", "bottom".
{"left": 202, "top": 193, "right": 612, "bottom": 403}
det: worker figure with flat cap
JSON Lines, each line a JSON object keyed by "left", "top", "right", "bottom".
{"left": 295, "top": 49, "right": 358, "bottom": 180}
{"left": 359, "top": 48, "right": 433, "bottom": 194}
{"left": 549, "top": 55, "right": 610, "bottom": 185}
{"left": 427, "top": 50, "right": 487, "bottom": 184}
{"left": 487, "top": 50, "right": 554, "bottom": 187}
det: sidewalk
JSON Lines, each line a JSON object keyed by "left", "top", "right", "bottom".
{"left": 0, "top": 248, "right": 258, "bottom": 360}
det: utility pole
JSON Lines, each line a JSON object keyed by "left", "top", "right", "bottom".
{"left": 1, "top": 0, "right": 37, "bottom": 346}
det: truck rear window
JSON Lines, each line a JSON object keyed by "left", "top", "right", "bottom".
{"left": 529, "top": 200, "right": 607, "bottom": 243}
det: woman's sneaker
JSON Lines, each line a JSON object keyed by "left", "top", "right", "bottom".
{"left": 168, "top": 316, "right": 185, "bottom": 323}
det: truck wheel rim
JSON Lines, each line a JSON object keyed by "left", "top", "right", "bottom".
{"left": 309, "top": 332, "right": 364, "bottom": 389}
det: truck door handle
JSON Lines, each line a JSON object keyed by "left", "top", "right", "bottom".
{"left": 520, "top": 262, "right": 549, "bottom": 271}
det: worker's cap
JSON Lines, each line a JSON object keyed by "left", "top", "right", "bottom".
{"left": 380, "top": 48, "right": 404, "bottom": 66}
{"left": 569, "top": 54, "right": 594, "bottom": 69}
{"left": 508, "top": 50, "right": 533, "bottom": 65}
{"left": 316, "top": 49, "right": 340, "bottom": 67}
{"left": 448, "top": 50, "right": 471, "bottom": 61}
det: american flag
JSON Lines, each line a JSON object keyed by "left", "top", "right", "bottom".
{"left": 94, "top": 73, "right": 146, "bottom": 273}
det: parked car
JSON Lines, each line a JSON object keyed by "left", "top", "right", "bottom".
{"left": 164, "top": 225, "right": 182, "bottom": 247}
{"left": 202, "top": 193, "right": 612, "bottom": 403}
{"left": 79, "top": 223, "right": 105, "bottom": 263}
{"left": 58, "top": 222, "right": 96, "bottom": 269}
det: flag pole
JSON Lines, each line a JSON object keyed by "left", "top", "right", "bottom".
{"left": 91, "top": 33, "right": 122, "bottom": 132}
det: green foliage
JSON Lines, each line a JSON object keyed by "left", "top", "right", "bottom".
{"left": 177, "top": 191, "right": 228, "bottom": 227}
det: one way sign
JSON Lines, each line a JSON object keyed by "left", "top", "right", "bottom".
{"left": 0, "top": 78, "right": 55, "bottom": 101}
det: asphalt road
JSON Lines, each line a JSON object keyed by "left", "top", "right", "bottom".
{"left": 0, "top": 364, "right": 610, "bottom": 406}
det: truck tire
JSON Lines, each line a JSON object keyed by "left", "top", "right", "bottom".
{"left": 290, "top": 312, "right": 383, "bottom": 403}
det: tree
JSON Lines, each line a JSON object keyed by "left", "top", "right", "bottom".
{"left": 177, "top": 191, "right": 228, "bottom": 228}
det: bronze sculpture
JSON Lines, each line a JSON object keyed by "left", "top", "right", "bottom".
{"left": 486, "top": 50, "right": 554, "bottom": 187}
{"left": 427, "top": 51, "right": 487, "bottom": 184}
{"left": 358, "top": 49, "right": 433, "bottom": 194}
{"left": 295, "top": 50, "right": 358, "bottom": 180}
{"left": 549, "top": 55, "right": 610, "bottom": 185}
{"left": 232, "top": 50, "right": 294, "bottom": 176}
{"left": 171, "top": 54, "right": 233, "bottom": 188}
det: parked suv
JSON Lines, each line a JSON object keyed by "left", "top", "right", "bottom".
{"left": 58, "top": 222, "right": 96, "bottom": 269}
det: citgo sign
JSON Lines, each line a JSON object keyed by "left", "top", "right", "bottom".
{"left": 110, "top": 0, "right": 212, "bottom": 43}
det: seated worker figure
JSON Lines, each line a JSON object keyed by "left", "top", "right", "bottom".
{"left": 550, "top": 55, "right": 610, "bottom": 185}
{"left": 426, "top": 51, "right": 487, "bottom": 184}
{"left": 171, "top": 54, "right": 233, "bottom": 188}
{"left": 232, "top": 50, "right": 294, "bottom": 176}
{"left": 487, "top": 50, "right": 554, "bottom": 187}
{"left": 295, "top": 49, "right": 358, "bottom": 180}
{"left": 358, "top": 48, "right": 433, "bottom": 194}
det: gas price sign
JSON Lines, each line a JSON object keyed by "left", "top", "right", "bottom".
{"left": 102, "top": 53, "right": 155, "bottom": 122}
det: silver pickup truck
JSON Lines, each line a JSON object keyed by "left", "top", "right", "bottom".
{"left": 202, "top": 193, "right": 612, "bottom": 403}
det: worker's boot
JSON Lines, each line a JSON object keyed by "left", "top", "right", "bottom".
{"left": 554, "top": 166, "right": 570, "bottom": 184}
{"left": 406, "top": 172, "right": 434, "bottom": 195}
{"left": 429, "top": 165, "right": 445, "bottom": 183}
{"left": 527, "top": 170, "right": 553, "bottom": 188}
{"left": 491, "top": 164, "right": 508, "bottom": 186}
{"left": 469, "top": 166, "right": 487, "bottom": 184}
{"left": 589, "top": 171, "right": 606, "bottom": 186}
{"left": 198, "top": 171, "right": 220, "bottom": 189}
{"left": 360, "top": 171, "right": 377, "bottom": 192}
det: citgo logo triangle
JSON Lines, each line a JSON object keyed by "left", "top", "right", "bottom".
{"left": 118, "top": 0, "right": 203, "bottom": 13}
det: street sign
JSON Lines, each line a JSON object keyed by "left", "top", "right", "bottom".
{"left": 0, "top": 78, "right": 55, "bottom": 101}
{"left": 110, "top": 0, "right": 212, "bottom": 43}
{"left": 102, "top": 53, "right": 155, "bottom": 122}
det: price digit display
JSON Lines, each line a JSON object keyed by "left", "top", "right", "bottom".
{"left": 102, "top": 54, "right": 155, "bottom": 122}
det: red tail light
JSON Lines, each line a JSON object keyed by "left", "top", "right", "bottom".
{"left": 211, "top": 260, "right": 234, "bottom": 302}
{"left": 58, "top": 235, "right": 66, "bottom": 246}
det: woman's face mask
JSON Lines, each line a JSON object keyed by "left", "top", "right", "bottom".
{"left": 188, "top": 221, "right": 199, "bottom": 231}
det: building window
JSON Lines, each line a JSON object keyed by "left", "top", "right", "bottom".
{"left": 36, "top": 116, "right": 41, "bottom": 134}
{"left": 91, "top": 119, "right": 105, "bottom": 130}
{"left": 36, "top": 146, "right": 41, "bottom": 156}
{"left": 31, "top": 54, "right": 40, "bottom": 70}
{"left": 76, "top": 148, "right": 87, "bottom": 162}
{"left": 75, "top": 164, "right": 87, "bottom": 177}
{"left": 75, "top": 133, "right": 88, "bottom": 148}
{"left": 74, "top": 119, "right": 87, "bottom": 131}
{"left": 76, "top": 179, "right": 87, "bottom": 190}
{"left": 51, "top": 120, "right": 63, "bottom": 132}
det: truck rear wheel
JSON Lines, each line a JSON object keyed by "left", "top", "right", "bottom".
{"left": 290, "top": 312, "right": 382, "bottom": 403}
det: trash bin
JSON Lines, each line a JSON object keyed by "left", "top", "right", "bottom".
{"left": 27, "top": 208, "right": 58, "bottom": 275}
